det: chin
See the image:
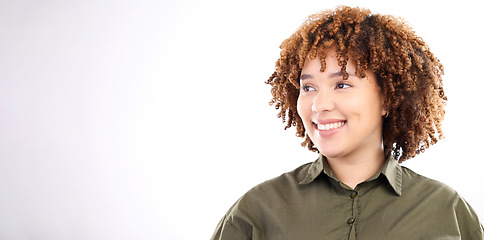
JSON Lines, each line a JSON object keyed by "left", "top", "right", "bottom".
{"left": 310, "top": 134, "right": 347, "bottom": 159}
{"left": 316, "top": 147, "right": 346, "bottom": 159}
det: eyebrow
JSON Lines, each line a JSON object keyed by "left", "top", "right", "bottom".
{"left": 300, "top": 74, "right": 313, "bottom": 81}
{"left": 299, "top": 71, "right": 355, "bottom": 81}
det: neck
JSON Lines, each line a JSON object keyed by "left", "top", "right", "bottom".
{"left": 326, "top": 149, "right": 386, "bottom": 189}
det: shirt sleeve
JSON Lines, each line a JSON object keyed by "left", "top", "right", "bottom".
{"left": 454, "top": 196, "right": 484, "bottom": 240}
{"left": 210, "top": 215, "right": 251, "bottom": 240}
{"left": 468, "top": 224, "right": 483, "bottom": 240}
{"left": 210, "top": 193, "right": 266, "bottom": 240}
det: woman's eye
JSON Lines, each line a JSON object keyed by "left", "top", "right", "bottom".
{"left": 336, "top": 82, "right": 351, "bottom": 89}
{"left": 302, "top": 85, "right": 316, "bottom": 92}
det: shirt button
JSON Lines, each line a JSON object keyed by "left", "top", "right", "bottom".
{"left": 350, "top": 191, "right": 358, "bottom": 199}
{"left": 347, "top": 218, "right": 355, "bottom": 224}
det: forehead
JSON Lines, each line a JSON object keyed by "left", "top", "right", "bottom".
{"left": 302, "top": 51, "right": 357, "bottom": 74}
{"left": 300, "top": 52, "right": 379, "bottom": 87}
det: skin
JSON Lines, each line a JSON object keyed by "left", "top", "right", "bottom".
{"left": 297, "top": 51, "right": 388, "bottom": 189}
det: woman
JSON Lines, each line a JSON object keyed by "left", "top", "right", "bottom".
{"left": 211, "top": 6, "right": 483, "bottom": 239}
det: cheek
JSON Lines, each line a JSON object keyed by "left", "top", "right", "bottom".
{"left": 335, "top": 96, "right": 371, "bottom": 124}
{"left": 337, "top": 95, "right": 360, "bottom": 115}
{"left": 345, "top": 93, "right": 383, "bottom": 121}
{"left": 297, "top": 96, "right": 312, "bottom": 123}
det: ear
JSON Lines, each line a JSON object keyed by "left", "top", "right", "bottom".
{"left": 382, "top": 109, "right": 389, "bottom": 118}
{"left": 381, "top": 100, "right": 389, "bottom": 118}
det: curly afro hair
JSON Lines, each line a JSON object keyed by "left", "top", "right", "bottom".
{"left": 266, "top": 6, "right": 446, "bottom": 162}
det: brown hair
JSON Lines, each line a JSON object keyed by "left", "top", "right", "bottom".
{"left": 266, "top": 6, "right": 446, "bottom": 162}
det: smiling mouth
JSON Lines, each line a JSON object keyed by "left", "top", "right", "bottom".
{"left": 314, "top": 121, "right": 346, "bottom": 131}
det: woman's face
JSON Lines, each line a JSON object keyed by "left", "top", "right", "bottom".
{"left": 297, "top": 51, "right": 386, "bottom": 160}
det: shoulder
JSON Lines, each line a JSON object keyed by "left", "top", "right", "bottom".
{"left": 211, "top": 162, "right": 313, "bottom": 240}
{"left": 399, "top": 165, "right": 479, "bottom": 216}
{"left": 400, "top": 166, "right": 483, "bottom": 239}
{"left": 400, "top": 165, "right": 458, "bottom": 197}
{"left": 221, "top": 161, "right": 313, "bottom": 216}
{"left": 250, "top": 162, "right": 312, "bottom": 192}
{"left": 234, "top": 161, "right": 313, "bottom": 207}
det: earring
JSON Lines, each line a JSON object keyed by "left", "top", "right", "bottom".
{"left": 384, "top": 112, "right": 390, "bottom": 118}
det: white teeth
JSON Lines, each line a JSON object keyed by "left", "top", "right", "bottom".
{"left": 317, "top": 121, "right": 345, "bottom": 131}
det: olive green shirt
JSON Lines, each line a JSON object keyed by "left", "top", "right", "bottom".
{"left": 211, "top": 155, "right": 483, "bottom": 239}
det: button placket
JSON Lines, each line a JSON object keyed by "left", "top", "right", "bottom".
{"left": 350, "top": 191, "right": 358, "bottom": 199}
{"left": 348, "top": 190, "right": 358, "bottom": 225}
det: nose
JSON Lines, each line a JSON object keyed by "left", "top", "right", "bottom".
{"left": 311, "top": 91, "right": 335, "bottom": 113}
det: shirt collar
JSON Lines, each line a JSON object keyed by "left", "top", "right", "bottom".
{"left": 299, "top": 154, "right": 402, "bottom": 196}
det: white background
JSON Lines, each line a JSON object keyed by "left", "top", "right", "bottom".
{"left": 1, "top": 0, "right": 483, "bottom": 239}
